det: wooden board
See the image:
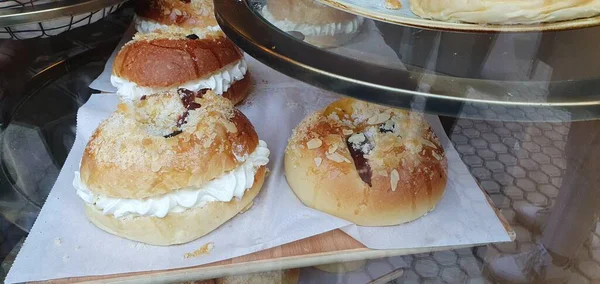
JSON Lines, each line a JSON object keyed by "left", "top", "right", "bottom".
{"left": 44, "top": 192, "right": 513, "bottom": 284}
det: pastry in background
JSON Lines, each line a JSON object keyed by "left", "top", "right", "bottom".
{"left": 260, "top": 0, "right": 364, "bottom": 48}
{"left": 135, "top": 0, "right": 222, "bottom": 36}
{"left": 385, "top": 0, "right": 402, "bottom": 10}
{"left": 74, "top": 90, "right": 270, "bottom": 245}
{"left": 111, "top": 32, "right": 250, "bottom": 105}
{"left": 285, "top": 98, "right": 447, "bottom": 226}
{"left": 216, "top": 269, "right": 300, "bottom": 284}
{"left": 409, "top": 0, "right": 600, "bottom": 24}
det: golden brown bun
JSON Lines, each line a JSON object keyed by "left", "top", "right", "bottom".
{"left": 266, "top": 0, "right": 355, "bottom": 25}
{"left": 409, "top": 0, "right": 600, "bottom": 24}
{"left": 85, "top": 167, "right": 266, "bottom": 246}
{"left": 314, "top": 260, "right": 367, "bottom": 273}
{"left": 216, "top": 269, "right": 300, "bottom": 284}
{"left": 222, "top": 75, "right": 251, "bottom": 106}
{"left": 135, "top": 0, "right": 218, "bottom": 29}
{"left": 113, "top": 33, "right": 244, "bottom": 89}
{"left": 285, "top": 98, "right": 447, "bottom": 226}
{"left": 80, "top": 91, "right": 259, "bottom": 199}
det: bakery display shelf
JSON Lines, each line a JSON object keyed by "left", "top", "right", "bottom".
{"left": 39, "top": 190, "right": 513, "bottom": 283}
{"left": 0, "top": 0, "right": 127, "bottom": 27}
{"left": 215, "top": 0, "right": 600, "bottom": 122}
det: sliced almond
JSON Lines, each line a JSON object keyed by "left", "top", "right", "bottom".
{"left": 422, "top": 139, "right": 437, "bottom": 149}
{"left": 342, "top": 129, "right": 354, "bottom": 136}
{"left": 306, "top": 138, "right": 322, "bottom": 149}
{"left": 432, "top": 151, "right": 443, "bottom": 161}
{"left": 367, "top": 113, "right": 380, "bottom": 125}
{"left": 348, "top": 133, "right": 366, "bottom": 145}
{"left": 377, "top": 112, "right": 391, "bottom": 124}
{"left": 314, "top": 157, "right": 322, "bottom": 167}
{"left": 326, "top": 152, "right": 350, "bottom": 163}
{"left": 173, "top": 8, "right": 182, "bottom": 15}
{"left": 222, "top": 121, "right": 238, "bottom": 133}
{"left": 381, "top": 120, "right": 395, "bottom": 132}
{"left": 327, "top": 144, "right": 339, "bottom": 154}
{"left": 390, "top": 169, "right": 399, "bottom": 192}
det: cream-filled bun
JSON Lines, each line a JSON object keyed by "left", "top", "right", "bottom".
{"left": 261, "top": 0, "right": 364, "bottom": 48}
{"left": 111, "top": 32, "right": 250, "bottom": 105}
{"left": 75, "top": 90, "right": 270, "bottom": 245}
{"left": 409, "top": 0, "right": 600, "bottom": 24}
{"left": 135, "top": 0, "right": 222, "bottom": 36}
{"left": 285, "top": 98, "right": 447, "bottom": 226}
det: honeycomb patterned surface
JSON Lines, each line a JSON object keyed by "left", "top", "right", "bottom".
{"left": 388, "top": 115, "right": 600, "bottom": 284}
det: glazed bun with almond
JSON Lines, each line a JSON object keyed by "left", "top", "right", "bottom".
{"left": 285, "top": 98, "right": 447, "bottom": 226}
{"left": 74, "top": 90, "right": 270, "bottom": 245}
{"left": 409, "top": 0, "right": 600, "bottom": 24}
{"left": 111, "top": 32, "right": 250, "bottom": 105}
{"left": 261, "top": 0, "right": 364, "bottom": 48}
{"left": 135, "top": 0, "right": 222, "bottom": 35}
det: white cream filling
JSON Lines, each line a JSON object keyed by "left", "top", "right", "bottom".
{"left": 134, "top": 15, "right": 222, "bottom": 35}
{"left": 74, "top": 140, "right": 270, "bottom": 218}
{"left": 111, "top": 59, "right": 247, "bottom": 101}
{"left": 261, "top": 6, "right": 364, "bottom": 37}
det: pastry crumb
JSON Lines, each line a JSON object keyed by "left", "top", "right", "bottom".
{"left": 385, "top": 0, "right": 402, "bottom": 10}
{"left": 185, "top": 242, "right": 214, "bottom": 259}
{"left": 54, "top": 238, "right": 62, "bottom": 246}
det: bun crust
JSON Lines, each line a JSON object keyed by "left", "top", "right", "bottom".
{"left": 409, "top": 0, "right": 600, "bottom": 24}
{"left": 135, "top": 0, "right": 218, "bottom": 29}
{"left": 285, "top": 98, "right": 447, "bottom": 226}
{"left": 80, "top": 91, "right": 258, "bottom": 199}
{"left": 85, "top": 167, "right": 265, "bottom": 246}
{"left": 215, "top": 269, "right": 300, "bottom": 284}
{"left": 266, "top": 0, "right": 356, "bottom": 25}
{"left": 112, "top": 35, "right": 244, "bottom": 89}
{"left": 222, "top": 75, "right": 251, "bottom": 106}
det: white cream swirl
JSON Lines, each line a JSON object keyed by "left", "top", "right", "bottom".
{"left": 111, "top": 59, "right": 247, "bottom": 101}
{"left": 260, "top": 6, "right": 364, "bottom": 37}
{"left": 134, "top": 16, "right": 222, "bottom": 36}
{"left": 75, "top": 140, "right": 270, "bottom": 218}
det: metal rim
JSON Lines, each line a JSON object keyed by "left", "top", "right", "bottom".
{"left": 214, "top": 0, "right": 600, "bottom": 121}
{"left": 317, "top": 0, "right": 600, "bottom": 33}
{"left": 0, "top": 0, "right": 128, "bottom": 27}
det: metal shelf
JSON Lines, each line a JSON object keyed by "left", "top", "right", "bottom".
{"left": 0, "top": 0, "right": 128, "bottom": 27}
{"left": 215, "top": 0, "right": 600, "bottom": 122}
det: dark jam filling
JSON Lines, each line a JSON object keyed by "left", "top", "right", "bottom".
{"left": 163, "top": 130, "right": 182, "bottom": 138}
{"left": 140, "top": 95, "right": 147, "bottom": 100}
{"left": 164, "top": 88, "right": 209, "bottom": 138}
{"left": 346, "top": 138, "right": 373, "bottom": 187}
{"left": 178, "top": 88, "right": 207, "bottom": 111}
{"left": 180, "top": 0, "right": 190, "bottom": 3}
{"left": 186, "top": 34, "right": 199, "bottom": 40}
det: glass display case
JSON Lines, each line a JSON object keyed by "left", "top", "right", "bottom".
{"left": 1, "top": 0, "right": 600, "bottom": 283}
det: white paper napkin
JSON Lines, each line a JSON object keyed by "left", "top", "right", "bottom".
{"left": 7, "top": 18, "right": 510, "bottom": 283}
